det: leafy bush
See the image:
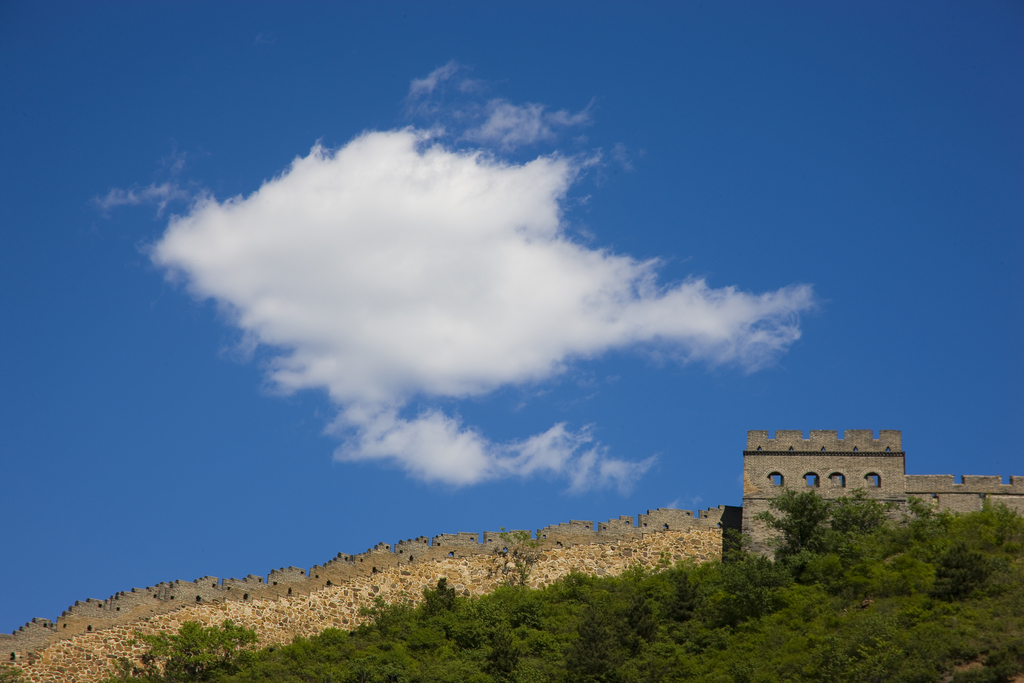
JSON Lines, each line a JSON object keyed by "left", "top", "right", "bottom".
{"left": 103, "top": 620, "right": 257, "bottom": 683}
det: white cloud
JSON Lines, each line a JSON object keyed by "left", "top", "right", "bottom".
{"left": 95, "top": 182, "right": 189, "bottom": 216}
{"left": 151, "top": 128, "right": 814, "bottom": 489}
{"left": 332, "top": 409, "right": 648, "bottom": 491}
{"left": 465, "top": 99, "right": 592, "bottom": 151}
{"left": 408, "top": 60, "right": 459, "bottom": 99}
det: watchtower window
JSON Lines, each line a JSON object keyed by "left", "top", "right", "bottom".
{"left": 829, "top": 473, "right": 845, "bottom": 488}
{"left": 804, "top": 473, "right": 819, "bottom": 487}
{"left": 865, "top": 473, "right": 881, "bottom": 487}
{"left": 769, "top": 472, "right": 784, "bottom": 486}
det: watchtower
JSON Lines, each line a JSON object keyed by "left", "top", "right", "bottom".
{"left": 741, "top": 429, "right": 905, "bottom": 553}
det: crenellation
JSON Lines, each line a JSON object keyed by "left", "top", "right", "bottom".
{"left": 906, "top": 474, "right": 1024, "bottom": 494}
{"left": 597, "top": 515, "right": 636, "bottom": 533}
{"left": 267, "top": 567, "right": 306, "bottom": 584}
{"left": 223, "top": 574, "right": 267, "bottom": 589}
{"left": 431, "top": 532, "right": 481, "bottom": 547}
{"left": 638, "top": 508, "right": 697, "bottom": 531}
{"left": 483, "top": 530, "right": 533, "bottom": 545}
{"left": 535, "top": 520, "right": 594, "bottom": 543}
{"left": 746, "top": 428, "right": 902, "bottom": 453}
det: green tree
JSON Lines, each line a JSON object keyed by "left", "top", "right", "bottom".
{"left": 565, "top": 603, "right": 619, "bottom": 682}
{"left": 492, "top": 528, "right": 541, "bottom": 587}
{"left": 756, "top": 489, "right": 832, "bottom": 558}
{"left": 104, "top": 620, "right": 257, "bottom": 682}
{"left": 486, "top": 625, "right": 520, "bottom": 681}
{"left": 930, "top": 542, "right": 996, "bottom": 601}
{"left": 421, "top": 577, "right": 457, "bottom": 616}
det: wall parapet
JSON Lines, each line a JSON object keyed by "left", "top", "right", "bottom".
{"left": 747, "top": 429, "right": 902, "bottom": 453}
{"left": 905, "top": 474, "right": 1024, "bottom": 494}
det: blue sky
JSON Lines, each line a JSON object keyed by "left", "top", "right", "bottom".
{"left": 1, "top": 1, "right": 1021, "bottom": 633}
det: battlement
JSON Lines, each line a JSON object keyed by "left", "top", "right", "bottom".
{"left": 746, "top": 429, "right": 902, "bottom": 453}
{"left": 906, "top": 475, "right": 1024, "bottom": 494}
{"left": 431, "top": 532, "right": 480, "bottom": 547}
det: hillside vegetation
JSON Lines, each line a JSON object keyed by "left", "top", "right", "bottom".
{"left": 71, "top": 494, "right": 1024, "bottom": 683}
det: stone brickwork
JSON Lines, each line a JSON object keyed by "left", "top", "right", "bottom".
{"left": 743, "top": 429, "right": 1024, "bottom": 554}
{"left": 2, "top": 527, "right": 721, "bottom": 683}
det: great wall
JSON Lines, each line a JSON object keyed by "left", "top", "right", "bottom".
{"left": 3, "top": 429, "right": 1022, "bottom": 682}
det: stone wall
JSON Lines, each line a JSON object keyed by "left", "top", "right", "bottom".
{"left": 2, "top": 528, "right": 721, "bottom": 683}
{"left": 1, "top": 505, "right": 738, "bottom": 660}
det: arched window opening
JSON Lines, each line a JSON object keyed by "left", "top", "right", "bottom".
{"left": 287, "top": 588, "right": 292, "bottom": 595}
{"left": 243, "top": 593, "right": 249, "bottom": 600}
{"left": 885, "top": 447, "right": 891, "bottom": 452}
{"left": 663, "top": 523, "right": 669, "bottom": 530}
{"left": 196, "top": 596, "right": 202, "bottom": 603}
{"left": 829, "top": 473, "right": 845, "bottom": 488}
{"left": 853, "top": 447, "right": 859, "bottom": 452}
{"left": 769, "top": 472, "right": 784, "bottom": 486}
{"left": 788, "top": 446, "right": 794, "bottom": 451}
{"left": 804, "top": 473, "right": 820, "bottom": 487}
{"left": 865, "top": 473, "right": 881, "bottom": 487}
{"left": 448, "top": 551, "right": 454, "bottom": 557}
